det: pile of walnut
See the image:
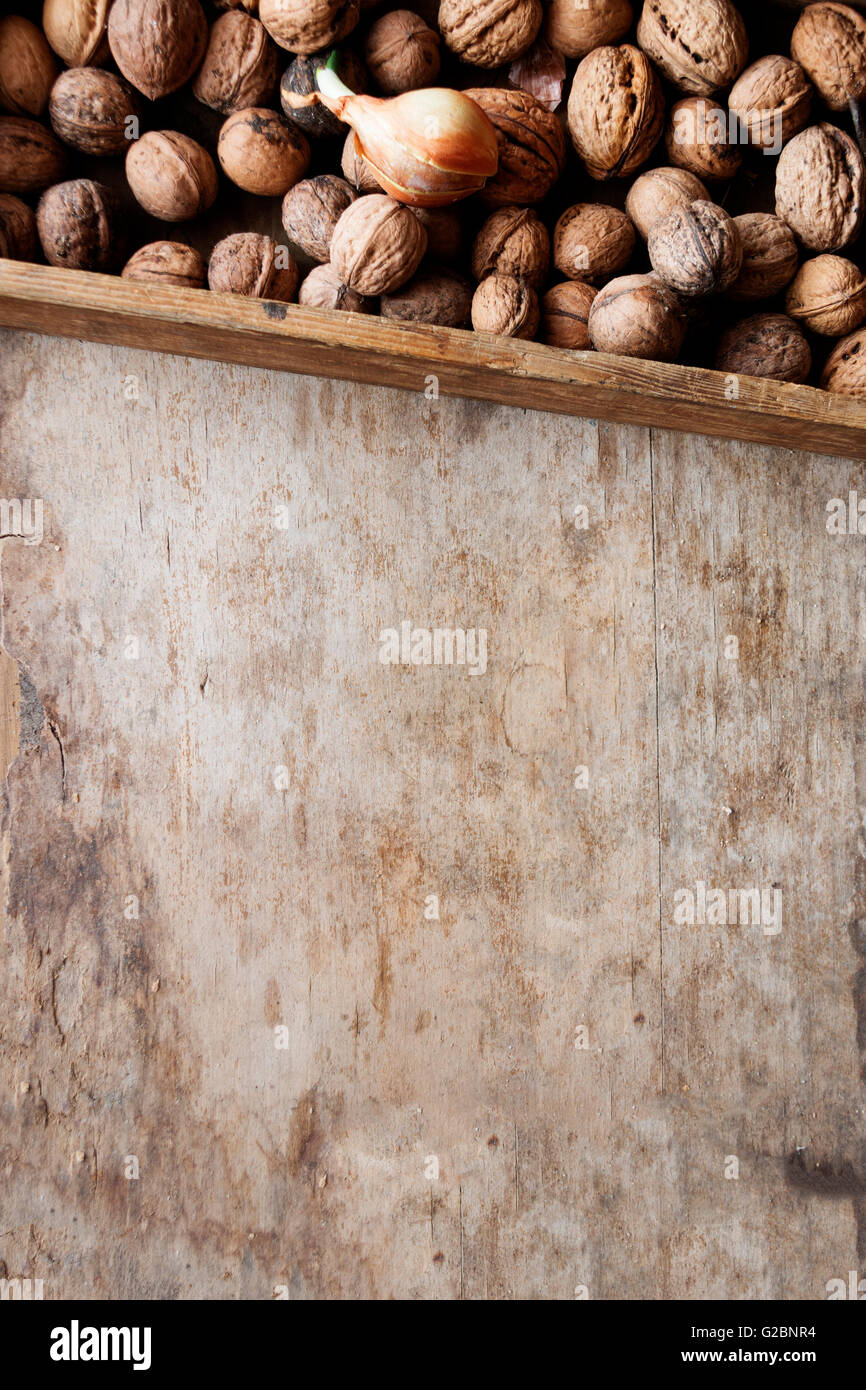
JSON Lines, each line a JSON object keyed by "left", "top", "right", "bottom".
{"left": 4, "top": 0, "right": 866, "bottom": 398}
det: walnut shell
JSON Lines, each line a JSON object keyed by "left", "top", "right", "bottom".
{"left": 471, "top": 272, "right": 539, "bottom": 338}
{"left": 122, "top": 240, "right": 207, "bottom": 287}
{"left": 553, "top": 203, "right": 635, "bottom": 284}
{"left": 208, "top": 231, "right": 299, "bottom": 300}
{"left": 544, "top": 0, "right": 632, "bottom": 61}
{"left": 0, "top": 193, "right": 37, "bottom": 260}
{"left": 462, "top": 87, "right": 566, "bottom": 206}
{"left": 567, "top": 44, "right": 664, "bottom": 182}
{"left": 381, "top": 266, "right": 472, "bottom": 326}
{"left": 218, "top": 107, "right": 310, "bottom": 196}
{"left": 0, "top": 16, "right": 59, "bottom": 118}
{"left": 36, "top": 177, "right": 117, "bottom": 270}
{"left": 366, "top": 10, "right": 440, "bottom": 94}
{"left": 0, "top": 116, "right": 66, "bottom": 194}
{"left": 192, "top": 12, "right": 279, "bottom": 114}
{"left": 665, "top": 97, "right": 743, "bottom": 181}
{"left": 298, "top": 262, "right": 373, "bottom": 312}
{"left": 636, "top": 0, "right": 748, "bottom": 96}
{"left": 625, "top": 166, "right": 709, "bottom": 240}
{"left": 49, "top": 68, "right": 140, "bottom": 157}
{"left": 540, "top": 279, "right": 597, "bottom": 349}
{"left": 330, "top": 192, "right": 427, "bottom": 294}
{"left": 785, "top": 254, "right": 866, "bottom": 335}
{"left": 282, "top": 174, "right": 356, "bottom": 261}
{"left": 43, "top": 0, "right": 111, "bottom": 67}
{"left": 126, "top": 130, "right": 218, "bottom": 222}
{"left": 649, "top": 200, "right": 741, "bottom": 297}
{"left": 728, "top": 55, "right": 812, "bottom": 151}
{"left": 588, "top": 272, "right": 687, "bottom": 361}
{"left": 341, "top": 127, "right": 382, "bottom": 191}
{"left": 775, "top": 122, "right": 865, "bottom": 251}
{"left": 259, "top": 0, "right": 360, "bottom": 53}
{"left": 728, "top": 213, "right": 799, "bottom": 301}
{"left": 108, "top": 0, "right": 208, "bottom": 102}
{"left": 439, "top": 0, "right": 542, "bottom": 69}
{"left": 714, "top": 312, "right": 811, "bottom": 383}
{"left": 280, "top": 51, "right": 366, "bottom": 138}
{"left": 791, "top": 2, "right": 866, "bottom": 111}
{"left": 409, "top": 206, "right": 461, "bottom": 261}
{"left": 821, "top": 326, "right": 866, "bottom": 396}
{"left": 472, "top": 206, "right": 549, "bottom": 289}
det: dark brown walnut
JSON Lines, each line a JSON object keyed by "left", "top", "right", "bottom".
{"left": 791, "top": 2, "right": 866, "bottom": 111}
{"left": 472, "top": 206, "right": 550, "bottom": 289}
{"left": 554, "top": 203, "right": 635, "bottom": 283}
{"left": 126, "top": 131, "right": 218, "bottom": 221}
{"left": 36, "top": 177, "right": 117, "bottom": 270}
{"left": 775, "top": 123, "right": 865, "bottom": 251}
{"left": 665, "top": 97, "right": 743, "bottom": 181}
{"left": 365, "top": 11, "right": 440, "bottom": 94}
{"left": 409, "top": 206, "right": 461, "bottom": 261}
{"left": 0, "top": 116, "right": 66, "bottom": 195}
{"left": 649, "top": 200, "right": 741, "bottom": 296}
{"left": 544, "top": 0, "right": 632, "bottom": 60}
{"left": 208, "top": 232, "right": 299, "bottom": 300}
{"left": 0, "top": 194, "right": 37, "bottom": 260}
{"left": 541, "top": 279, "right": 597, "bottom": 349}
{"left": 463, "top": 88, "right": 566, "bottom": 205}
{"left": 471, "top": 272, "right": 539, "bottom": 338}
{"left": 298, "top": 262, "right": 373, "bottom": 312}
{"left": 108, "top": 0, "right": 208, "bottom": 102}
{"left": 282, "top": 174, "right": 356, "bottom": 262}
{"left": 280, "top": 51, "right": 366, "bottom": 138}
{"left": 625, "top": 166, "right": 709, "bottom": 240}
{"left": 330, "top": 193, "right": 426, "bottom": 295}
{"left": 729, "top": 213, "right": 799, "bottom": 301}
{"left": 0, "top": 16, "right": 59, "bottom": 117}
{"left": 636, "top": 0, "right": 748, "bottom": 96}
{"left": 821, "top": 326, "right": 866, "bottom": 395}
{"left": 43, "top": 0, "right": 112, "bottom": 67}
{"left": 49, "top": 69, "right": 141, "bottom": 157}
{"left": 785, "top": 254, "right": 866, "bottom": 335}
{"left": 439, "top": 0, "right": 542, "bottom": 70}
{"left": 567, "top": 44, "right": 664, "bottom": 181}
{"left": 218, "top": 108, "right": 310, "bottom": 196}
{"left": 381, "top": 266, "right": 472, "bottom": 326}
{"left": 714, "top": 313, "right": 811, "bottom": 383}
{"left": 341, "top": 128, "right": 382, "bottom": 191}
{"left": 588, "top": 272, "right": 687, "bottom": 361}
{"left": 122, "top": 241, "right": 207, "bottom": 288}
{"left": 259, "top": 0, "right": 360, "bottom": 53}
{"left": 728, "top": 56, "right": 812, "bottom": 151}
{"left": 193, "top": 12, "right": 280, "bottom": 114}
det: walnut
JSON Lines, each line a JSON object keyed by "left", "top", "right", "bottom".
{"left": 280, "top": 51, "right": 366, "bottom": 138}
{"left": 0, "top": 16, "right": 58, "bottom": 118}
{"left": 714, "top": 313, "right": 811, "bottom": 383}
{"left": 214, "top": 0, "right": 259, "bottom": 10}
{"left": 728, "top": 213, "right": 799, "bottom": 301}
{"left": 821, "top": 326, "right": 866, "bottom": 396}
{"left": 588, "top": 272, "right": 687, "bottom": 361}
{"left": 126, "top": 130, "right": 218, "bottom": 221}
{"left": 259, "top": 0, "right": 360, "bottom": 53}
{"left": 791, "top": 2, "right": 866, "bottom": 111}
{"left": 728, "top": 56, "right": 812, "bottom": 151}
{"left": 298, "top": 262, "right": 373, "bottom": 312}
{"left": 49, "top": 69, "right": 140, "bottom": 157}
{"left": 439, "top": 0, "right": 542, "bottom": 70}
{"left": 471, "top": 272, "right": 539, "bottom": 338}
{"left": 567, "top": 44, "right": 664, "bottom": 181}
{"left": 192, "top": 12, "right": 279, "bottom": 114}
{"left": 218, "top": 107, "right": 310, "bottom": 196}
{"left": 648, "top": 200, "right": 741, "bottom": 297}
{"left": 463, "top": 87, "right": 566, "bottom": 205}
{"left": 341, "top": 128, "right": 382, "bottom": 191}
{"left": 330, "top": 193, "right": 427, "bottom": 295}
{"left": 0, "top": 194, "right": 37, "bottom": 260}
{"left": 544, "top": 0, "right": 632, "bottom": 60}
{"left": 282, "top": 174, "right": 356, "bottom": 261}
{"left": 553, "top": 203, "right": 635, "bottom": 283}
{"left": 122, "top": 240, "right": 207, "bottom": 288}
{"left": 409, "top": 206, "right": 462, "bottom": 261}
{"left": 625, "top": 166, "right": 709, "bottom": 240}
{"left": 785, "top": 254, "right": 866, "bottom": 336}
{"left": 108, "top": 0, "right": 208, "bottom": 102}
{"left": 0, "top": 116, "right": 66, "bottom": 195}
{"left": 541, "top": 279, "right": 597, "bottom": 349}
{"left": 36, "top": 177, "right": 117, "bottom": 270}
{"left": 472, "top": 206, "right": 549, "bottom": 289}
{"left": 366, "top": 11, "right": 440, "bottom": 94}
{"left": 636, "top": 0, "right": 748, "bottom": 96}
{"left": 43, "top": 0, "right": 111, "bottom": 67}
{"left": 381, "top": 266, "right": 472, "bottom": 326}
{"left": 665, "top": 97, "right": 743, "bottom": 181}
{"left": 208, "top": 232, "right": 299, "bottom": 300}
{"left": 775, "top": 123, "right": 865, "bottom": 251}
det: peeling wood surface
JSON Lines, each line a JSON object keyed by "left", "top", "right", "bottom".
{"left": 0, "top": 329, "right": 864, "bottom": 1300}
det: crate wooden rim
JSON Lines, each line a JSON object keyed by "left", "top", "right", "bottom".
{"left": 1, "top": 258, "right": 865, "bottom": 458}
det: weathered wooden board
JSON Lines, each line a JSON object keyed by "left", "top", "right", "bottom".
{"left": 0, "top": 328, "right": 864, "bottom": 1300}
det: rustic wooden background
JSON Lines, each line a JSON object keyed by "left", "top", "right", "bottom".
{"left": 1, "top": 327, "right": 864, "bottom": 1300}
